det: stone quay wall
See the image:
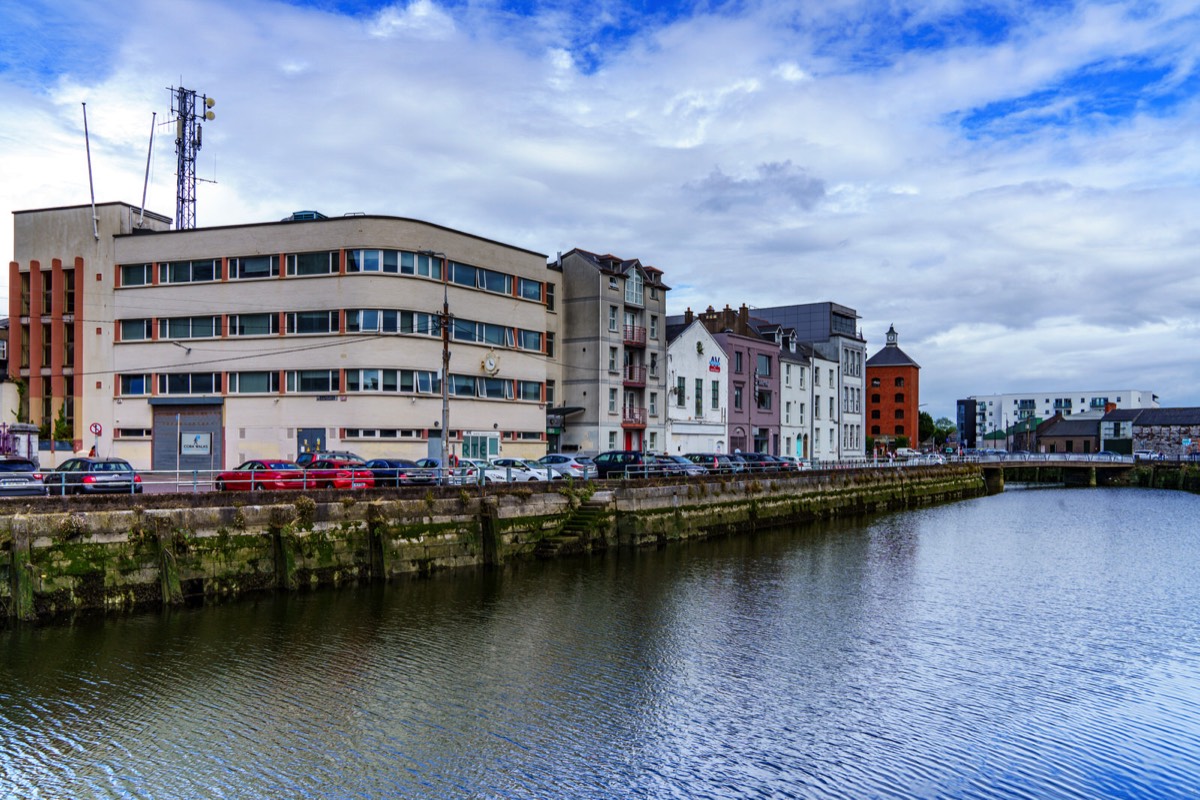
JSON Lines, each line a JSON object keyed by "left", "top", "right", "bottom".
{"left": 1, "top": 466, "right": 984, "bottom": 624}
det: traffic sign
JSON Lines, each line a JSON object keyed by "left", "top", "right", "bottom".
{"left": 89, "top": 422, "right": 103, "bottom": 436}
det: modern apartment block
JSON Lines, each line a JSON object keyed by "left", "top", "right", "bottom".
{"left": 549, "top": 249, "right": 670, "bottom": 454}
{"left": 752, "top": 302, "right": 867, "bottom": 461}
{"left": 957, "top": 388, "right": 1159, "bottom": 449}
{"left": 10, "top": 203, "right": 553, "bottom": 469}
{"left": 865, "top": 324, "right": 920, "bottom": 450}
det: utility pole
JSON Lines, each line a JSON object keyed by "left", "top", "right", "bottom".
{"left": 421, "top": 251, "right": 451, "bottom": 485}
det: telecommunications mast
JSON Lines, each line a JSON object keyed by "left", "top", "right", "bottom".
{"left": 168, "top": 85, "right": 215, "bottom": 230}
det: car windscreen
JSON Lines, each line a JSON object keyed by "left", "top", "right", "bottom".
{"left": 266, "top": 462, "right": 300, "bottom": 470}
{"left": 0, "top": 460, "right": 37, "bottom": 471}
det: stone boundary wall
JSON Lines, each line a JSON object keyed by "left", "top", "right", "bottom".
{"left": 1, "top": 466, "right": 984, "bottom": 624}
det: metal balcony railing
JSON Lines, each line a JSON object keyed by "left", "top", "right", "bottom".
{"left": 621, "top": 406, "right": 647, "bottom": 427}
{"left": 622, "top": 325, "right": 646, "bottom": 347}
{"left": 623, "top": 364, "right": 647, "bottom": 386}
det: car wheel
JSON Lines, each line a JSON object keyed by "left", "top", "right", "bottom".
{"left": 251, "top": 481, "right": 263, "bottom": 492}
{"left": 215, "top": 479, "right": 226, "bottom": 491}
{"left": 323, "top": 481, "right": 334, "bottom": 489}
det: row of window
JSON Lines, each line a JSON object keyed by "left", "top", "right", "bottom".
{"left": 118, "top": 250, "right": 553, "bottom": 307}
{"left": 119, "top": 310, "right": 547, "bottom": 353}
{"left": 118, "top": 370, "right": 544, "bottom": 400}
{"left": 870, "top": 409, "right": 907, "bottom": 419}
{"left": 870, "top": 377, "right": 907, "bottom": 387}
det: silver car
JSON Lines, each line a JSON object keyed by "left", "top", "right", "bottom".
{"left": 537, "top": 453, "right": 594, "bottom": 480}
{"left": 0, "top": 458, "right": 49, "bottom": 498}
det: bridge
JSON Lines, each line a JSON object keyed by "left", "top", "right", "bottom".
{"left": 965, "top": 453, "right": 1137, "bottom": 494}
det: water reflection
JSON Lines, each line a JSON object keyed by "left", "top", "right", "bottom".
{"left": 3, "top": 488, "right": 1200, "bottom": 798}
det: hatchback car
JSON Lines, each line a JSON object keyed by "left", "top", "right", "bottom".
{"left": 0, "top": 457, "right": 48, "bottom": 498}
{"left": 295, "top": 450, "right": 363, "bottom": 468}
{"left": 537, "top": 453, "right": 594, "bottom": 480}
{"left": 657, "top": 454, "right": 707, "bottom": 476}
{"left": 47, "top": 457, "right": 142, "bottom": 495}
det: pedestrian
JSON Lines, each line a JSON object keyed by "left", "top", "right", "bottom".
{"left": 88, "top": 445, "right": 96, "bottom": 458}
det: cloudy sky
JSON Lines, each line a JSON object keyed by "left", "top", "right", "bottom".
{"left": 2, "top": 0, "right": 1198, "bottom": 418}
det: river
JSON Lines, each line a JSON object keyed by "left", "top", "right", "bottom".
{"left": 3, "top": 486, "right": 1200, "bottom": 799}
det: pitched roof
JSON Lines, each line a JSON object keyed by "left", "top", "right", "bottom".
{"left": 866, "top": 345, "right": 920, "bottom": 368}
{"left": 1040, "top": 417, "right": 1100, "bottom": 437}
{"left": 1130, "top": 407, "right": 1200, "bottom": 426}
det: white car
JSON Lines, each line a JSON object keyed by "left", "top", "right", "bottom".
{"left": 489, "top": 458, "right": 551, "bottom": 481}
{"left": 460, "top": 459, "right": 509, "bottom": 484}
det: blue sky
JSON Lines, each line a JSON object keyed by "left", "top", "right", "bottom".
{"left": 2, "top": 0, "right": 1199, "bottom": 417}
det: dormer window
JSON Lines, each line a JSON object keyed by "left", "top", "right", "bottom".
{"left": 609, "top": 276, "right": 619, "bottom": 290}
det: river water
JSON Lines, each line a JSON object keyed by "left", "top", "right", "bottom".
{"left": 3, "top": 487, "right": 1200, "bottom": 799}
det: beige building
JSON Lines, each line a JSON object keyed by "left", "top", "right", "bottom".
{"left": 10, "top": 203, "right": 552, "bottom": 470}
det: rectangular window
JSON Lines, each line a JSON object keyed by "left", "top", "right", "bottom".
{"left": 649, "top": 432, "right": 658, "bottom": 450}
{"left": 517, "top": 381, "right": 541, "bottom": 401}
{"left": 517, "top": 329, "right": 543, "bottom": 351}
{"left": 608, "top": 306, "right": 618, "bottom": 332}
{"left": 650, "top": 316, "right": 659, "bottom": 339}
{"left": 676, "top": 377, "right": 686, "bottom": 407}
{"left": 230, "top": 255, "right": 279, "bottom": 279}
{"left": 734, "top": 386, "right": 743, "bottom": 410}
{"left": 120, "top": 263, "right": 153, "bottom": 286}
{"left": 347, "top": 309, "right": 381, "bottom": 333}
{"left": 120, "top": 319, "right": 153, "bottom": 341}
{"left": 287, "top": 370, "right": 340, "bottom": 393}
{"left": 785, "top": 364, "right": 791, "bottom": 387}
{"left": 518, "top": 277, "right": 542, "bottom": 301}
{"left": 608, "top": 431, "right": 618, "bottom": 449}
{"left": 230, "top": 371, "right": 279, "bottom": 393}
{"left": 450, "top": 374, "right": 478, "bottom": 397}
{"left": 609, "top": 347, "right": 619, "bottom": 372}
{"left": 451, "top": 262, "right": 477, "bottom": 288}
{"left": 346, "top": 249, "right": 382, "bottom": 272}
{"left": 159, "top": 259, "right": 217, "bottom": 284}
{"left": 287, "top": 311, "right": 338, "bottom": 334}
{"left": 158, "top": 372, "right": 219, "bottom": 394}
{"left": 119, "top": 374, "right": 149, "bottom": 395}
{"left": 757, "top": 353, "right": 771, "bottom": 376}
{"left": 785, "top": 401, "right": 791, "bottom": 425}
{"left": 608, "top": 388, "right": 618, "bottom": 413}
{"left": 159, "top": 315, "right": 219, "bottom": 339}
{"left": 479, "top": 268, "right": 512, "bottom": 295}
{"left": 624, "top": 272, "right": 644, "bottom": 306}
{"left": 650, "top": 392, "right": 659, "bottom": 417}
{"left": 695, "top": 378, "right": 702, "bottom": 417}
{"left": 545, "top": 380, "right": 555, "bottom": 406}
{"left": 735, "top": 352, "right": 743, "bottom": 373}
{"left": 287, "top": 251, "right": 338, "bottom": 276}
{"left": 231, "top": 313, "right": 278, "bottom": 336}
{"left": 347, "top": 369, "right": 386, "bottom": 392}
{"left": 545, "top": 332, "right": 555, "bottom": 358}
{"left": 711, "top": 380, "right": 719, "bottom": 409}
{"left": 649, "top": 353, "right": 658, "bottom": 377}
{"left": 545, "top": 283, "right": 556, "bottom": 311}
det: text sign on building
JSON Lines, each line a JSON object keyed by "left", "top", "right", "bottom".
{"left": 181, "top": 432, "right": 211, "bottom": 456}
{"left": 708, "top": 357, "right": 721, "bottom": 373}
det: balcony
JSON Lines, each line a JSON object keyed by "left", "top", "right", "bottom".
{"left": 621, "top": 406, "right": 647, "bottom": 428}
{"left": 623, "top": 364, "right": 646, "bottom": 387}
{"left": 623, "top": 325, "right": 646, "bottom": 348}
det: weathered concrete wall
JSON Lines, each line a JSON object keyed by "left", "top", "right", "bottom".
{"left": 2, "top": 467, "right": 983, "bottom": 624}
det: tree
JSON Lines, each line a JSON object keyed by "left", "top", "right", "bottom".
{"left": 935, "top": 417, "right": 957, "bottom": 444}
{"left": 919, "top": 411, "right": 936, "bottom": 446}
{"left": 52, "top": 403, "right": 72, "bottom": 443}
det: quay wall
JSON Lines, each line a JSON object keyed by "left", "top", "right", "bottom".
{"left": 2, "top": 466, "right": 984, "bottom": 624}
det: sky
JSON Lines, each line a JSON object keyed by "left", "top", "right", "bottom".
{"left": 2, "top": 0, "right": 1198, "bottom": 420}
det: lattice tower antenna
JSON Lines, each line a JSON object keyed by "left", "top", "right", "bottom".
{"left": 169, "top": 85, "right": 215, "bottom": 230}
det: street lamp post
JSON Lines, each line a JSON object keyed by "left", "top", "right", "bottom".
{"left": 421, "top": 250, "right": 451, "bottom": 486}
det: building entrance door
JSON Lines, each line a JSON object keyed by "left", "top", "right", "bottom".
{"left": 297, "top": 428, "right": 325, "bottom": 458}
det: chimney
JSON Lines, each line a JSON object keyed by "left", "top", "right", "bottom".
{"left": 684, "top": 307, "right": 694, "bottom": 325}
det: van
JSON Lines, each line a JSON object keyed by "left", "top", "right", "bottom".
{"left": 894, "top": 448, "right": 921, "bottom": 460}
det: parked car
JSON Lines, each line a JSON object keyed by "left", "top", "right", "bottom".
{"left": 0, "top": 457, "right": 48, "bottom": 498}
{"left": 295, "top": 450, "right": 363, "bottom": 468}
{"left": 216, "top": 460, "right": 311, "bottom": 491}
{"left": 489, "top": 457, "right": 551, "bottom": 481}
{"left": 735, "top": 452, "right": 783, "bottom": 472}
{"left": 592, "top": 450, "right": 657, "bottom": 479}
{"left": 894, "top": 447, "right": 922, "bottom": 460}
{"left": 47, "top": 457, "right": 142, "bottom": 495}
{"left": 364, "top": 458, "right": 420, "bottom": 488}
{"left": 683, "top": 453, "right": 743, "bottom": 473}
{"left": 307, "top": 459, "right": 376, "bottom": 490}
{"left": 1093, "top": 451, "right": 1123, "bottom": 461}
{"left": 408, "top": 457, "right": 479, "bottom": 485}
{"left": 656, "top": 454, "right": 707, "bottom": 476}
{"left": 537, "top": 453, "right": 595, "bottom": 480}
{"left": 461, "top": 458, "right": 509, "bottom": 484}
{"left": 1133, "top": 450, "right": 1165, "bottom": 462}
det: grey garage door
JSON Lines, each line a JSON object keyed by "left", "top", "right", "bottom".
{"left": 151, "top": 402, "right": 225, "bottom": 474}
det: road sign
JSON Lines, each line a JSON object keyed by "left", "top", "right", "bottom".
{"left": 89, "top": 422, "right": 103, "bottom": 436}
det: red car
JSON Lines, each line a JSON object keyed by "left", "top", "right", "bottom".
{"left": 307, "top": 459, "right": 375, "bottom": 490}
{"left": 216, "top": 460, "right": 312, "bottom": 491}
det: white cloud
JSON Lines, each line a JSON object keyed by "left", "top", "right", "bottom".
{"left": 2, "top": 0, "right": 1198, "bottom": 417}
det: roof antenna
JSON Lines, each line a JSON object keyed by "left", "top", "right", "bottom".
{"left": 138, "top": 111, "right": 156, "bottom": 227}
{"left": 82, "top": 102, "right": 99, "bottom": 240}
